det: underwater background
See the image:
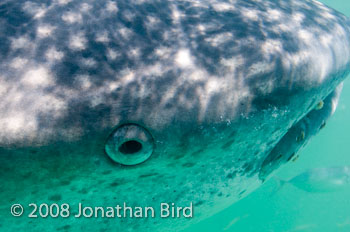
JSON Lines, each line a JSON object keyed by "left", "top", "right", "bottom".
{"left": 184, "top": 1, "right": 350, "bottom": 232}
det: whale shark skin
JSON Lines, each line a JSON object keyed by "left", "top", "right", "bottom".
{"left": 0, "top": 0, "right": 350, "bottom": 231}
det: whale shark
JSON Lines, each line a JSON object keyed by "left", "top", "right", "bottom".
{"left": 0, "top": 0, "right": 350, "bottom": 231}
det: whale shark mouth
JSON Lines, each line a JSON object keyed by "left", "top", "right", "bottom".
{"left": 118, "top": 140, "right": 143, "bottom": 154}
{"left": 105, "top": 123, "right": 155, "bottom": 166}
{"left": 259, "top": 84, "right": 343, "bottom": 181}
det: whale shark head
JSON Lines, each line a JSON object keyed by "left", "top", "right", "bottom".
{"left": 0, "top": 0, "right": 350, "bottom": 231}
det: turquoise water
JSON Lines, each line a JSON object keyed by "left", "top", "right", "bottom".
{"left": 186, "top": 1, "right": 350, "bottom": 231}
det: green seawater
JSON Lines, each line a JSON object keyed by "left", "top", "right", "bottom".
{"left": 185, "top": 1, "right": 350, "bottom": 231}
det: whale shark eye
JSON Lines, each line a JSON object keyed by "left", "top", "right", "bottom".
{"left": 105, "top": 124, "right": 154, "bottom": 165}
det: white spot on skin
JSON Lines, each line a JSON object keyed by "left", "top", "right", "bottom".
{"left": 118, "top": 27, "right": 133, "bottom": 39}
{"left": 248, "top": 61, "right": 274, "bottom": 78}
{"left": 69, "top": 34, "right": 87, "bottom": 50}
{"left": 0, "top": 81, "right": 67, "bottom": 141}
{"left": 121, "top": 70, "right": 135, "bottom": 83}
{"left": 147, "top": 16, "right": 160, "bottom": 25}
{"left": 242, "top": 9, "right": 259, "bottom": 21}
{"left": 1, "top": 114, "right": 36, "bottom": 136}
{"left": 107, "top": 49, "right": 119, "bottom": 60}
{"left": 11, "top": 37, "right": 30, "bottom": 49}
{"left": 197, "top": 24, "right": 206, "bottom": 34}
{"left": 121, "top": 10, "right": 135, "bottom": 21}
{"left": 212, "top": 3, "right": 235, "bottom": 12}
{"left": 96, "top": 31, "right": 110, "bottom": 43}
{"left": 175, "top": 49, "right": 193, "bottom": 68}
{"left": 206, "top": 33, "right": 233, "bottom": 47}
{"left": 155, "top": 47, "right": 171, "bottom": 59}
{"left": 80, "top": 3, "right": 92, "bottom": 12}
{"left": 90, "top": 95, "right": 104, "bottom": 107}
{"left": 106, "top": 1, "right": 118, "bottom": 13}
{"left": 292, "top": 13, "right": 305, "bottom": 23}
{"left": 10, "top": 58, "right": 28, "bottom": 69}
{"left": 262, "top": 39, "right": 282, "bottom": 55}
{"left": 145, "top": 16, "right": 162, "bottom": 30}
{"left": 46, "top": 47, "right": 64, "bottom": 61}
{"left": 320, "top": 34, "right": 332, "bottom": 47}
{"left": 81, "top": 58, "right": 97, "bottom": 67}
{"left": 206, "top": 79, "right": 222, "bottom": 93}
{"left": 37, "top": 25, "right": 55, "bottom": 38}
{"left": 23, "top": 2, "right": 47, "bottom": 18}
{"left": 298, "top": 29, "right": 313, "bottom": 43}
{"left": 188, "top": 70, "right": 206, "bottom": 82}
{"left": 322, "top": 11, "right": 336, "bottom": 20}
{"left": 285, "top": 50, "right": 312, "bottom": 70}
{"left": 55, "top": 0, "right": 72, "bottom": 5}
{"left": 277, "top": 23, "right": 292, "bottom": 32}
{"left": 34, "top": 8, "right": 46, "bottom": 19}
{"left": 62, "top": 12, "right": 83, "bottom": 24}
{"left": 266, "top": 9, "right": 282, "bottom": 21}
{"left": 76, "top": 75, "right": 92, "bottom": 90}
{"left": 22, "top": 66, "right": 53, "bottom": 88}
{"left": 196, "top": 77, "right": 234, "bottom": 121}
{"left": 129, "top": 48, "right": 140, "bottom": 59}
{"left": 172, "top": 9, "right": 182, "bottom": 22}
{"left": 142, "top": 63, "right": 164, "bottom": 77}
{"left": 221, "top": 56, "right": 244, "bottom": 73}
{"left": 108, "top": 81, "right": 120, "bottom": 92}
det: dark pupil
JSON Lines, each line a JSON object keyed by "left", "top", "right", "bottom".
{"left": 118, "top": 140, "right": 142, "bottom": 154}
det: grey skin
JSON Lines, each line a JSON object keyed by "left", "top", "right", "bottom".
{"left": 0, "top": 0, "right": 350, "bottom": 231}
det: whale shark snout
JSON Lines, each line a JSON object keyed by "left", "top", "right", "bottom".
{"left": 0, "top": 0, "right": 350, "bottom": 231}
